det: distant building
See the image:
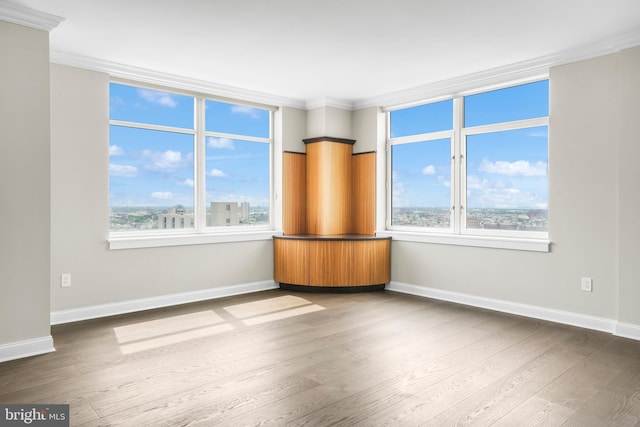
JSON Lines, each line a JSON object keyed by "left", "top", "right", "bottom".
{"left": 239, "top": 202, "right": 250, "bottom": 223}
{"left": 209, "top": 202, "right": 239, "bottom": 226}
{"left": 158, "top": 205, "right": 194, "bottom": 229}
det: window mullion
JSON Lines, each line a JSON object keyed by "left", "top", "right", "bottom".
{"left": 194, "top": 98, "right": 206, "bottom": 231}
{"left": 452, "top": 97, "right": 463, "bottom": 234}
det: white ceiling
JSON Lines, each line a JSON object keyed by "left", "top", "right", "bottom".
{"left": 9, "top": 0, "right": 640, "bottom": 106}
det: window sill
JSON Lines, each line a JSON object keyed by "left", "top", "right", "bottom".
{"left": 108, "top": 229, "right": 277, "bottom": 250}
{"left": 376, "top": 230, "right": 550, "bottom": 252}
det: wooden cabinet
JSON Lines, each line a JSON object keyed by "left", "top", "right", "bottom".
{"left": 274, "top": 236, "right": 391, "bottom": 288}
{"left": 276, "top": 137, "right": 391, "bottom": 291}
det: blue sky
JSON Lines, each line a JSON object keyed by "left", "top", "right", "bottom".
{"left": 109, "top": 83, "right": 270, "bottom": 209}
{"left": 391, "top": 80, "right": 549, "bottom": 210}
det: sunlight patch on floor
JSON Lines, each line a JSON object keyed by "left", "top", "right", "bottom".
{"left": 114, "top": 310, "right": 232, "bottom": 354}
{"left": 118, "top": 323, "right": 234, "bottom": 354}
{"left": 242, "top": 304, "right": 325, "bottom": 325}
{"left": 224, "top": 295, "right": 325, "bottom": 326}
{"left": 113, "top": 296, "right": 326, "bottom": 354}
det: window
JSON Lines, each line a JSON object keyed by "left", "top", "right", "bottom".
{"left": 109, "top": 82, "right": 273, "bottom": 236}
{"left": 388, "top": 80, "right": 549, "bottom": 240}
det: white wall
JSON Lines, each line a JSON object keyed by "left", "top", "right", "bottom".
{"left": 0, "top": 21, "right": 52, "bottom": 349}
{"left": 352, "top": 106, "right": 385, "bottom": 153}
{"left": 306, "top": 106, "right": 352, "bottom": 139}
{"left": 281, "top": 106, "right": 307, "bottom": 153}
{"left": 390, "top": 48, "right": 640, "bottom": 334}
{"left": 50, "top": 64, "right": 275, "bottom": 313}
{"left": 617, "top": 46, "right": 640, "bottom": 328}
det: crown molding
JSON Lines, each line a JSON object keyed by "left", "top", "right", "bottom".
{"left": 305, "top": 97, "right": 355, "bottom": 111}
{"left": 0, "top": 1, "right": 64, "bottom": 31}
{"left": 355, "top": 26, "right": 640, "bottom": 110}
{"left": 50, "top": 50, "right": 306, "bottom": 110}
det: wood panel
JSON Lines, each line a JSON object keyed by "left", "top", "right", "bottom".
{"left": 308, "top": 240, "right": 352, "bottom": 286}
{"left": 306, "top": 141, "right": 352, "bottom": 235}
{"left": 352, "top": 152, "right": 376, "bottom": 235}
{"left": 352, "top": 238, "right": 391, "bottom": 285}
{"left": 273, "top": 238, "right": 308, "bottom": 285}
{"left": 282, "top": 152, "right": 306, "bottom": 235}
{"left": 275, "top": 237, "right": 390, "bottom": 288}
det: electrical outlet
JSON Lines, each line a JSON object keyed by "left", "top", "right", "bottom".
{"left": 581, "top": 277, "right": 592, "bottom": 292}
{"left": 61, "top": 274, "right": 72, "bottom": 288}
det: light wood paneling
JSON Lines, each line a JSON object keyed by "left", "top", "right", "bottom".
{"left": 278, "top": 139, "right": 387, "bottom": 289}
{"left": 275, "top": 236, "right": 390, "bottom": 287}
{"left": 306, "top": 141, "right": 353, "bottom": 235}
{"left": 274, "top": 238, "right": 308, "bottom": 285}
{"left": 352, "top": 152, "right": 376, "bottom": 235}
{"left": 352, "top": 239, "right": 390, "bottom": 285}
{"left": 308, "top": 240, "right": 352, "bottom": 286}
{"left": 282, "top": 152, "right": 306, "bottom": 235}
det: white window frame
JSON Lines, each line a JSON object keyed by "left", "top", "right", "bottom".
{"left": 382, "top": 80, "right": 550, "bottom": 252}
{"left": 108, "top": 80, "right": 278, "bottom": 250}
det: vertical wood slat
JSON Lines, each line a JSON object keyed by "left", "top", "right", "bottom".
{"left": 308, "top": 240, "right": 352, "bottom": 286}
{"left": 306, "top": 141, "right": 352, "bottom": 235}
{"left": 352, "top": 239, "right": 391, "bottom": 285}
{"left": 274, "top": 238, "right": 309, "bottom": 285}
{"left": 352, "top": 152, "right": 376, "bottom": 235}
{"left": 282, "top": 152, "right": 306, "bottom": 235}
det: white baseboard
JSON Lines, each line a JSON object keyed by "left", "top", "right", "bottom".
{"left": 387, "top": 281, "right": 619, "bottom": 335}
{"left": 615, "top": 322, "right": 640, "bottom": 341}
{"left": 51, "top": 280, "right": 279, "bottom": 325}
{"left": 0, "top": 336, "right": 55, "bottom": 363}
{"left": 47, "top": 279, "right": 640, "bottom": 343}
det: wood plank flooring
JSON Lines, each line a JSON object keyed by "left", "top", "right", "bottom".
{"left": 1, "top": 289, "right": 640, "bottom": 426}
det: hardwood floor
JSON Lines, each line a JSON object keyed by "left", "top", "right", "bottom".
{"left": 1, "top": 289, "right": 640, "bottom": 426}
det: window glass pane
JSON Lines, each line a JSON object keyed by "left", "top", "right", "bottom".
{"left": 205, "top": 138, "right": 270, "bottom": 226}
{"left": 465, "top": 126, "right": 548, "bottom": 232}
{"left": 391, "top": 138, "right": 451, "bottom": 228}
{"left": 109, "top": 125, "right": 194, "bottom": 231}
{"left": 390, "top": 99, "right": 453, "bottom": 137}
{"left": 109, "top": 83, "right": 194, "bottom": 129}
{"left": 464, "top": 80, "right": 549, "bottom": 127}
{"left": 205, "top": 100, "right": 270, "bottom": 138}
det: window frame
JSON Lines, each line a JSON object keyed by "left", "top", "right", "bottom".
{"left": 108, "top": 79, "right": 277, "bottom": 249}
{"left": 384, "top": 80, "right": 550, "bottom": 252}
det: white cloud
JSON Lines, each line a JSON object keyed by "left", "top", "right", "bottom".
{"left": 468, "top": 188, "right": 547, "bottom": 209}
{"left": 207, "top": 137, "right": 235, "bottom": 149}
{"left": 151, "top": 191, "right": 174, "bottom": 200}
{"left": 210, "top": 168, "right": 229, "bottom": 178}
{"left": 181, "top": 178, "right": 194, "bottom": 187}
{"left": 109, "top": 164, "right": 138, "bottom": 177}
{"left": 466, "top": 174, "right": 547, "bottom": 209}
{"left": 466, "top": 175, "right": 490, "bottom": 189}
{"left": 137, "top": 89, "right": 177, "bottom": 107}
{"left": 437, "top": 175, "right": 450, "bottom": 187}
{"left": 142, "top": 150, "right": 188, "bottom": 172}
{"left": 231, "top": 105, "right": 261, "bottom": 119}
{"left": 479, "top": 159, "right": 547, "bottom": 177}
{"left": 528, "top": 129, "right": 548, "bottom": 138}
{"left": 109, "top": 145, "right": 124, "bottom": 156}
{"left": 422, "top": 165, "right": 436, "bottom": 175}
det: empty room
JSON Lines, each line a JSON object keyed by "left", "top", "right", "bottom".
{"left": 1, "top": 0, "right": 640, "bottom": 425}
